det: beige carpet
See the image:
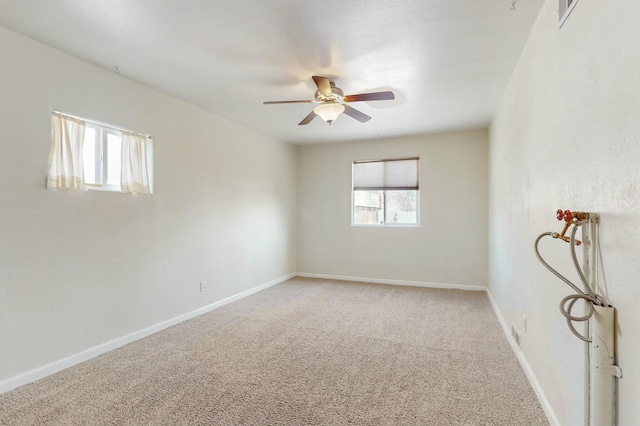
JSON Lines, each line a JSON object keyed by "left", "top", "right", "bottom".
{"left": 0, "top": 277, "right": 548, "bottom": 425}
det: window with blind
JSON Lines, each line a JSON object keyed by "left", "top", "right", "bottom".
{"left": 352, "top": 158, "right": 419, "bottom": 226}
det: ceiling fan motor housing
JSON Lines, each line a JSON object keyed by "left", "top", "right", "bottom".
{"left": 315, "top": 82, "right": 344, "bottom": 103}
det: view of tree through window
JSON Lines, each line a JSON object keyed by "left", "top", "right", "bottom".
{"left": 352, "top": 158, "right": 419, "bottom": 226}
{"left": 353, "top": 190, "right": 418, "bottom": 225}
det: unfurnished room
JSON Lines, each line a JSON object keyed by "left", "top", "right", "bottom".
{"left": 0, "top": 1, "right": 639, "bottom": 425}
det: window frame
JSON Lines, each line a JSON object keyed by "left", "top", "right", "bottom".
{"left": 351, "top": 158, "right": 420, "bottom": 227}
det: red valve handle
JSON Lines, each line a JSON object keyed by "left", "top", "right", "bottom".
{"left": 556, "top": 209, "right": 574, "bottom": 223}
{"left": 553, "top": 209, "right": 588, "bottom": 245}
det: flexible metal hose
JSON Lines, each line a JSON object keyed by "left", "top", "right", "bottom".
{"left": 570, "top": 223, "right": 596, "bottom": 298}
{"left": 534, "top": 227, "right": 605, "bottom": 342}
{"left": 534, "top": 232, "right": 582, "bottom": 294}
{"left": 560, "top": 293, "right": 599, "bottom": 343}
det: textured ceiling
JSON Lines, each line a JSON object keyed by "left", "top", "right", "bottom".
{"left": 0, "top": 0, "right": 544, "bottom": 144}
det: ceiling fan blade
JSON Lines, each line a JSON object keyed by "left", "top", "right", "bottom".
{"left": 343, "top": 104, "right": 372, "bottom": 123}
{"left": 312, "top": 76, "right": 333, "bottom": 97}
{"left": 263, "top": 100, "right": 314, "bottom": 105}
{"left": 298, "top": 111, "right": 318, "bottom": 125}
{"left": 343, "top": 91, "right": 395, "bottom": 102}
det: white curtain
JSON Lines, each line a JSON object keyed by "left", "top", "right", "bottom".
{"left": 47, "top": 112, "right": 86, "bottom": 190}
{"left": 121, "top": 132, "right": 152, "bottom": 195}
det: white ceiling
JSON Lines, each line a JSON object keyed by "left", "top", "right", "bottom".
{"left": 0, "top": 0, "right": 543, "bottom": 144}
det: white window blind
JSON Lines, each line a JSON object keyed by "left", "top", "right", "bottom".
{"left": 353, "top": 158, "right": 419, "bottom": 191}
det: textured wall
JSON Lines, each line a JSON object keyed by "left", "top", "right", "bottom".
{"left": 0, "top": 26, "right": 297, "bottom": 383}
{"left": 489, "top": 0, "right": 640, "bottom": 424}
{"left": 297, "top": 130, "right": 488, "bottom": 287}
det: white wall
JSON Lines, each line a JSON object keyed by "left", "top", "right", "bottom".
{"left": 0, "top": 26, "right": 297, "bottom": 384}
{"left": 297, "top": 130, "right": 488, "bottom": 287}
{"left": 489, "top": 1, "right": 640, "bottom": 424}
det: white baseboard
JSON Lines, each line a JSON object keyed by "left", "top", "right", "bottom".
{"left": 0, "top": 273, "right": 295, "bottom": 395}
{"left": 485, "top": 290, "right": 560, "bottom": 426}
{"left": 296, "top": 272, "right": 486, "bottom": 292}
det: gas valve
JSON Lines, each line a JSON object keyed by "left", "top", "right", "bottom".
{"left": 554, "top": 209, "right": 585, "bottom": 245}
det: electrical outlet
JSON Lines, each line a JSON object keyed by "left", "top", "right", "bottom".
{"left": 523, "top": 315, "right": 528, "bottom": 333}
{"left": 511, "top": 324, "right": 522, "bottom": 347}
{"left": 199, "top": 281, "right": 207, "bottom": 293}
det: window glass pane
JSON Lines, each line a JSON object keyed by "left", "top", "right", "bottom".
{"left": 353, "top": 190, "right": 384, "bottom": 225}
{"left": 384, "top": 190, "right": 418, "bottom": 224}
{"left": 83, "top": 127, "right": 97, "bottom": 184}
{"left": 106, "top": 133, "right": 121, "bottom": 186}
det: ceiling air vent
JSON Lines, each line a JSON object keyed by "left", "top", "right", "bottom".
{"left": 559, "top": 0, "right": 579, "bottom": 28}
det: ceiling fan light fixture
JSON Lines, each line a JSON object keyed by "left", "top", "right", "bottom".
{"left": 263, "top": 76, "right": 393, "bottom": 126}
{"left": 314, "top": 103, "right": 345, "bottom": 125}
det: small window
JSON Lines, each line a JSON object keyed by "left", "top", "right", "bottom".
{"left": 83, "top": 123, "right": 123, "bottom": 191}
{"left": 352, "top": 158, "right": 419, "bottom": 226}
{"left": 50, "top": 111, "right": 153, "bottom": 194}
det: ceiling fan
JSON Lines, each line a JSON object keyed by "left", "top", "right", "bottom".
{"left": 263, "top": 76, "right": 395, "bottom": 125}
